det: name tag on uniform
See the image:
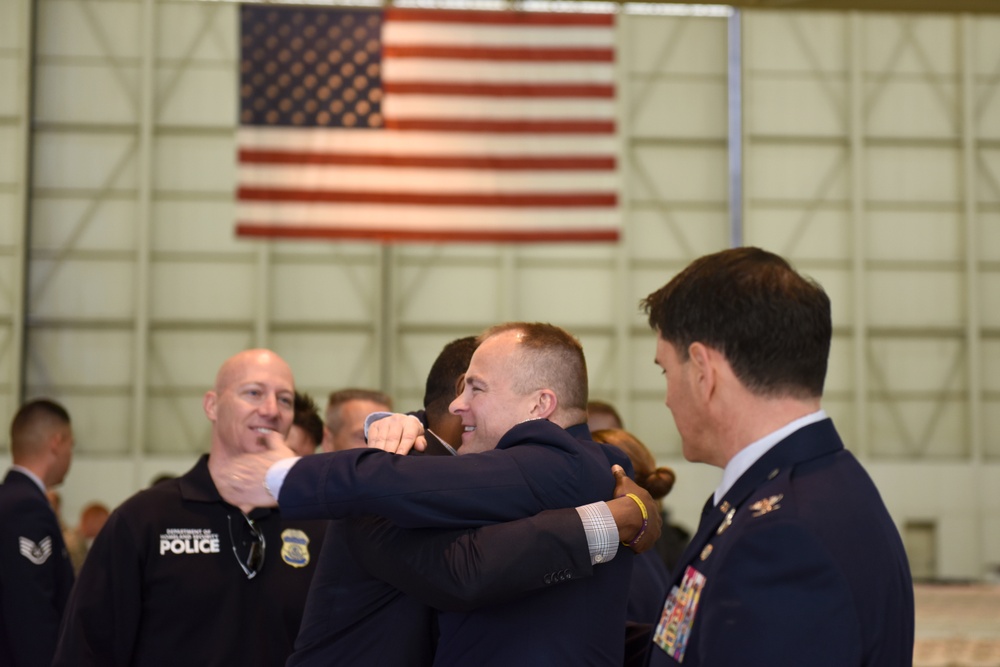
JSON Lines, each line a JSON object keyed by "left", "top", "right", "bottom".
{"left": 653, "top": 566, "right": 706, "bottom": 663}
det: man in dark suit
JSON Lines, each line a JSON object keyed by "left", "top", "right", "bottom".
{"left": 288, "top": 335, "right": 476, "bottom": 665}
{"left": 289, "top": 332, "right": 657, "bottom": 665}
{"left": 0, "top": 399, "right": 76, "bottom": 667}
{"left": 218, "top": 322, "right": 639, "bottom": 665}
{"left": 639, "top": 247, "right": 914, "bottom": 666}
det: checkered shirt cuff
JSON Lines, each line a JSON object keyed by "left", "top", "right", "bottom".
{"left": 575, "top": 501, "right": 619, "bottom": 566}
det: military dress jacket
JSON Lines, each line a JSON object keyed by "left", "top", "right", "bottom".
{"left": 648, "top": 419, "right": 914, "bottom": 667}
{"left": 0, "top": 469, "right": 75, "bottom": 667}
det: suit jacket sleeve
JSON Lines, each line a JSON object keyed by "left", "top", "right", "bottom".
{"left": 0, "top": 492, "right": 70, "bottom": 667}
{"left": 279, "top": 420, "right": 615, "bottom": 528}
{"left": 344, "top": 508, "right": 594, "bottom": 613}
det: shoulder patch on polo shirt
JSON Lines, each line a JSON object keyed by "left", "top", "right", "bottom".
{"left": 280, "top": 528, "right": 310, "bottom": 568}
{"left": 19, "top": 536, "right": 53, "bottom": 564}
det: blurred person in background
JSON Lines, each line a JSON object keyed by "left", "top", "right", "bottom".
{"left": 0, "top": 399, "right": 76, "bottom": 667}
{"left": 321, "top": 388, "right": 391, "bottom": 452}
{"left": 286, "top": 392, "right": 323, "bottom": 456}
{"left": 591, "top": 428, "right": 675, "bottom": 625}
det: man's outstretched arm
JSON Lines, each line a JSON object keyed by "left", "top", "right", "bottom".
{"left": 345, "top": 466, "right": 662, "bottom": 612}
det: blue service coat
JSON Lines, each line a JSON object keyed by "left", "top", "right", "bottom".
{"left": 0, "top": 469, "right": 74, "bottom": 667}
{"left": 647, "top": 419, "right": 914, "bottom": 667}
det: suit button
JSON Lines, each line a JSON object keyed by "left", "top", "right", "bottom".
{"left": 544, "top": 573, "right": 553, "bottom": 584}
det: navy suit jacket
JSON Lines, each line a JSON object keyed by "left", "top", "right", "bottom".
{"left": 647, "top": 419, "right": 914, "bottom": 667}
{"left": 280, "top": 420, "right": 634, "bottom": 666}
{"left": 0, "top": 469, "right": 75, "bottom": 667}
{"left": 287, "top": 517, "right": 440, "bottom": 666}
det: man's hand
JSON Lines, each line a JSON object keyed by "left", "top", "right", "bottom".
{"left": 607, "top": 464, "right": 664, "bottom": 554}
{"left": 210, "top": 430, "right": 295, "bottom": 511}
{"left": 366, "top": 413, "right": 427, "bottom": 455}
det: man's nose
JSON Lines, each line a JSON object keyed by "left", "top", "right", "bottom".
{"left": 260, "top": 392, "right": 279, "bottom": 416}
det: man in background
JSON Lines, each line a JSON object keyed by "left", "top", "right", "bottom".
{"left": 417, "top": 335, "right": 477, "bottom": 455}
{"left": 0, "top": 399, "right": 76, "bottom": 667}
{"left": 53, "top": 349, "right": 327, "bottom": 667}
{"left": 321, "top": 388, "right": 391, "bottom": 452}
{"left": 286, "top": 391, "right": 323, "bottom": 456}
{"left": 587, "top": 399, "right": 624, "bottom": 432}
{"left": 64, "top": 501, "right": 110, "bottom": 573}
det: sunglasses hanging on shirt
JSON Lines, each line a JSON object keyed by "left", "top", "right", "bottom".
{"left": 227, "top": 512, "right": 265, "bottom": 579}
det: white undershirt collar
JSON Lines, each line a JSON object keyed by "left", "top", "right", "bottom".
{"left": 713, "top": 409, "right": 827, "bottom": 506}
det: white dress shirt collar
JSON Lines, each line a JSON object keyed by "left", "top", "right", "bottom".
{"left": 713, "top": 409, "right": 827, "bottom": 506}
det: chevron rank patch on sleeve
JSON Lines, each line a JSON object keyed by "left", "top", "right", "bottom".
{"left": 19, "top": 535, "right": 53, "bottom": 565}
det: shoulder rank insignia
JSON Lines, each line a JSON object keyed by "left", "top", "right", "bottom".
{"left": 749, "top": 494, "right": 783, "bottom": 517}
{"left": 19, "top": 536, "right": 53, "bottom": 565}
{"left": 280, "top": 529, "right": 310, "bottom": 568}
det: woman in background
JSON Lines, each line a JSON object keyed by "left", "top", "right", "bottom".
{"left": 591, "top": 428, "right": 684, "bottom": 625}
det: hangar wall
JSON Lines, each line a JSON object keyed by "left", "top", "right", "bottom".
{"left": 1, "top": 0, "right": 999, "bottom": 579}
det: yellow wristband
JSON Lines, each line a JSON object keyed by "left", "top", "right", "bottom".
{"left": 621, "top": 492, "right": 649, "bottom": 547}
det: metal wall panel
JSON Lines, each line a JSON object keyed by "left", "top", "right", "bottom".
{"left": 8, "top": 0, "right": 1000, "bottom": 578}
{"left": 743, "top": 11, "right": 998, "bottom": 479}
{"left": 0, "top": 0, "right": 31, "bottom": 432}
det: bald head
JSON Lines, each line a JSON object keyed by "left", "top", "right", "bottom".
{"left": 214, "top": 349, "right": 293, "bottom": 394}
{"left": 204, "top": 349, "right": 295, "bottom": 456}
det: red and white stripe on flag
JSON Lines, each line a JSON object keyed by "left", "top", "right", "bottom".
{"left": 236, "top": 5, "right": 619, "bottom": 243}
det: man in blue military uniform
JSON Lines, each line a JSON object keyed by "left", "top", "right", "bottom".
{"left": 641, "top": 247, "right": 914, "bottom": 666}
{"left": 0, "top": 399, "right": 75, "bottom": 667}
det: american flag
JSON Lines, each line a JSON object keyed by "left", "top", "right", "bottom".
{"left": 236, "top": 4, "right": 619, "bottom": 243}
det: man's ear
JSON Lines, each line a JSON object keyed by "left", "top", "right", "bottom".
{"left": 46, "top": 430, "right": 63, "bottom": 459}
{"left": 203, "top": 391, "right": 218, "bottom": 422}
{"left": 688, "top": 342, "right": 716, "bottom": 400}
{"left": 531, "top": 389, "right": 558, "bottom": 420}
